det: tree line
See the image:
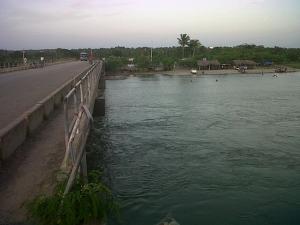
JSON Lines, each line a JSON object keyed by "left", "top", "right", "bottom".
{"left": 0, "top": 48, "right": 77, "bottom": 66}
{"left": 1, "top": 34, "right": 300, "bottom": 71}
{"left": 98, "top": 33, "right": 300, "bottom": 72}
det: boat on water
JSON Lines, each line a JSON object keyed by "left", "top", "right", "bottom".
{"left": 191, "top": 69, "right": 197, "bottom": 74}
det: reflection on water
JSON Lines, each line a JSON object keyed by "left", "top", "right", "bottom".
{"left": 87, "top": 73, "right": 300, "bottom": 225}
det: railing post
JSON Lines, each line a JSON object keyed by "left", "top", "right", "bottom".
{"left": 80, "top": 151, "right": 88, "bottom": 184}
{"left": 79, "top": 83, "right": 83, "bottom": 104}
{"left": 63, "top": 97, "right": 69, "bottom": 150}
{"left": 73, "top": 89, "right": 78, "bottom": 115}
{"left": 87, "top": 75, "right": 91, "bottom": 104}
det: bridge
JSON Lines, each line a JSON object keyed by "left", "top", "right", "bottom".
{"left": 0, "top": 61, "right": 105, "bottom": 223}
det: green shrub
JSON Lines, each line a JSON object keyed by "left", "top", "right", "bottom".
{"left": 161, "top": 57, "right": 176, "bottom": 71}
{"left": 26, "top": 171, "right": 119, "bottom": 225}
{"left": 105, "top": 56, "right": 127, "bottom": 72}
{"left": 177, "top": 58, "right": 197, "bottom": 68}
{"left": 136, "top": 56, "right": 151, "bottom": 69}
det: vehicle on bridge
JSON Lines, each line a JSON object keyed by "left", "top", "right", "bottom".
{"left": 80, "top": 52, "right": 88, "bottom": 61}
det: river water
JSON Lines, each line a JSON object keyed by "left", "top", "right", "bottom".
{"left": 87, "top": 72, "right": 300, "bottom": 225}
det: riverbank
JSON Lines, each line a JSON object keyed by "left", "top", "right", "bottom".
{"left": 159, "top": 67, "right": 298, "bottom": 76}
{"left": 105, "top": 67, "right": 299, "bottom": 79}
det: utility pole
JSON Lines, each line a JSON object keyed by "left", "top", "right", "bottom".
{"left": 150, "top": 48, "right": 153, "bottom": 62}
{"left": 22, "top": 50, "right": 27, "bottom": 65}
{"left": 89, "top": 48, "right": 93, "bottom": 64}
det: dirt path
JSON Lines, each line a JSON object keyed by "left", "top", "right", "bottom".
{"left": 0, "top": 108, "right": 65, "bottom": 224}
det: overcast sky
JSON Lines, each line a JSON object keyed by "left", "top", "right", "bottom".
{"left": 0, "top": 0, "right": 299, "bottom": 49}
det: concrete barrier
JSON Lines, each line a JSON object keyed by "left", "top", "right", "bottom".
{"left": 53, "top": 91, "right": 63, "bottom": 108}
{"left": 26, "top": 104, "right": 45, "bottom": 135}
{"left": 0, "top": 116, "right": 28, "bottom": 160}
{"left": 38, "top": 95, "right": 55, "bottom": 120}
{"left": 0, "top": 59, "right": 76, "bottom": 74}
{"left": 0, "top": 63, "right": 97, "bottom": 163}
{"left": 0, "top": 65, "right": 29, "bottom": 74}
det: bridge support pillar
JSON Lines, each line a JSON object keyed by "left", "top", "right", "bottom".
{"left": 93, "top": 95, "right": 105, "bottom": 117}
{"left": 98, "top": 75, "right": 105, "bottom": 90}
{"left": 93, "top": 76, "right": 105, "bottom": 117}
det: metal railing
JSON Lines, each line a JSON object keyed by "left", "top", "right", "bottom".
{"left": 62, "top": 61, "right": 102, "bottom": 195}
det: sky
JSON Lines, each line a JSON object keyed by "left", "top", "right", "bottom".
{"left": 0, "top": 0, "right": 300, "bottom": 49}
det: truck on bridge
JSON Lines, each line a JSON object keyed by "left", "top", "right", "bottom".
{"left": 80, "top": 52, "right": 88, "bottom": 61}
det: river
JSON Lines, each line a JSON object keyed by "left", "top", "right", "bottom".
{"left": 87, "top": 72, "right": 300, "bottom": 225}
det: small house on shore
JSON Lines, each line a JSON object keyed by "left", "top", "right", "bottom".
{"left": 232, "top": 60, "right": 257, "bottom": 69}
{"left": 121, "top": 57, "right": 137, "bottom": 72}
{"left": 262, "top": 60, "right": 273, "bottom": 66}
{"left": 221, "top": 64, "right": 232, "bottom": 69}
{"left": 198, "top": 59, "right": 220, "bottom": 70}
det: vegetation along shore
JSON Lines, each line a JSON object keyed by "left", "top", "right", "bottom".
{"left": 1, "top": 34, "right": 300, "bottom": 76}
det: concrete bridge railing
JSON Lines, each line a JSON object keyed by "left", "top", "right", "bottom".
{"left": 0, "top": 59, "right": 76, "bottom": 74}
{"left": 61, "top": 61, "right": 103, "bottom": 194}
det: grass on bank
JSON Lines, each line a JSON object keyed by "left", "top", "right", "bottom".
{"left": 26, "top": 171, "right": 119, "bottom": 225}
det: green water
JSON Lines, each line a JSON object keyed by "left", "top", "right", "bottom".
{"left": 87, "top": 73, "right": 300, "bottom": 225}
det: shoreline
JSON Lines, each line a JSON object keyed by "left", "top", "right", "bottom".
{"left": 105, "top": 68, "right": 299, "bottom": 80}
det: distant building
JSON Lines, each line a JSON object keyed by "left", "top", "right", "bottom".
{"left": 263, "top": 60, "right": 273, "bottom": 66}
{"left": 221, "top": 64, "right": 232, "bottom": 69}
{"left": 121, "top": 58, "right": 137, "bottom": 72}
{"left": 122, "top": 64, "right": 137, "bottom": 72}
{"left": 198, "top": 59, "right": 220, "bottom": 70}
{"left": 232, "top": 60, "right": 257, "bottom": 69}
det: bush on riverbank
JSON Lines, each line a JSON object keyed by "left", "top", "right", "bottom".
{"left": 105, "top": 56, "right": 128, "bottom": 72}
{"left": 26, "top": 171, "right": 119, "bottom": 225}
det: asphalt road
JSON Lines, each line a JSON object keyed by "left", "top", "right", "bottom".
{"left": 0, "top": 61, "right": 91, "bottom": 129}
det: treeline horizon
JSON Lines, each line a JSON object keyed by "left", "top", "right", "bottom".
{"left": 1, "top": 43, "right": 300, "bottom": 70}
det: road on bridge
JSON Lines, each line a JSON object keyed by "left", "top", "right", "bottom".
{"left": 0, "top": 61, "right": 91, "bottom": 129}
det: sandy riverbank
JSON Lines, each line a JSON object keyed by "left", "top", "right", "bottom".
{"left": 142, "top": 67, "right": 299, "bottom": 76}
{"left": 105, "top": 67, "right": 299, "bottom": 79}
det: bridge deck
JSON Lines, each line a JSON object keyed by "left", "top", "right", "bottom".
{"left": 0, "top": 61, "right": 91, "bottom": 129}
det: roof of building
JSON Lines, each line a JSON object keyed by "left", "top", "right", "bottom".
{"left": 232, "top": 60, "right": 257, "bottom": 65}
{"left": 197, "top": 59, "right": 220, "bottom": 66}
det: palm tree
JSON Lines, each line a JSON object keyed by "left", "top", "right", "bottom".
{"left": 189, "top": 39, "right": 201, "bottom": 57}
{"left": 177, "top": 34, "right": 190, "bottom": 58}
